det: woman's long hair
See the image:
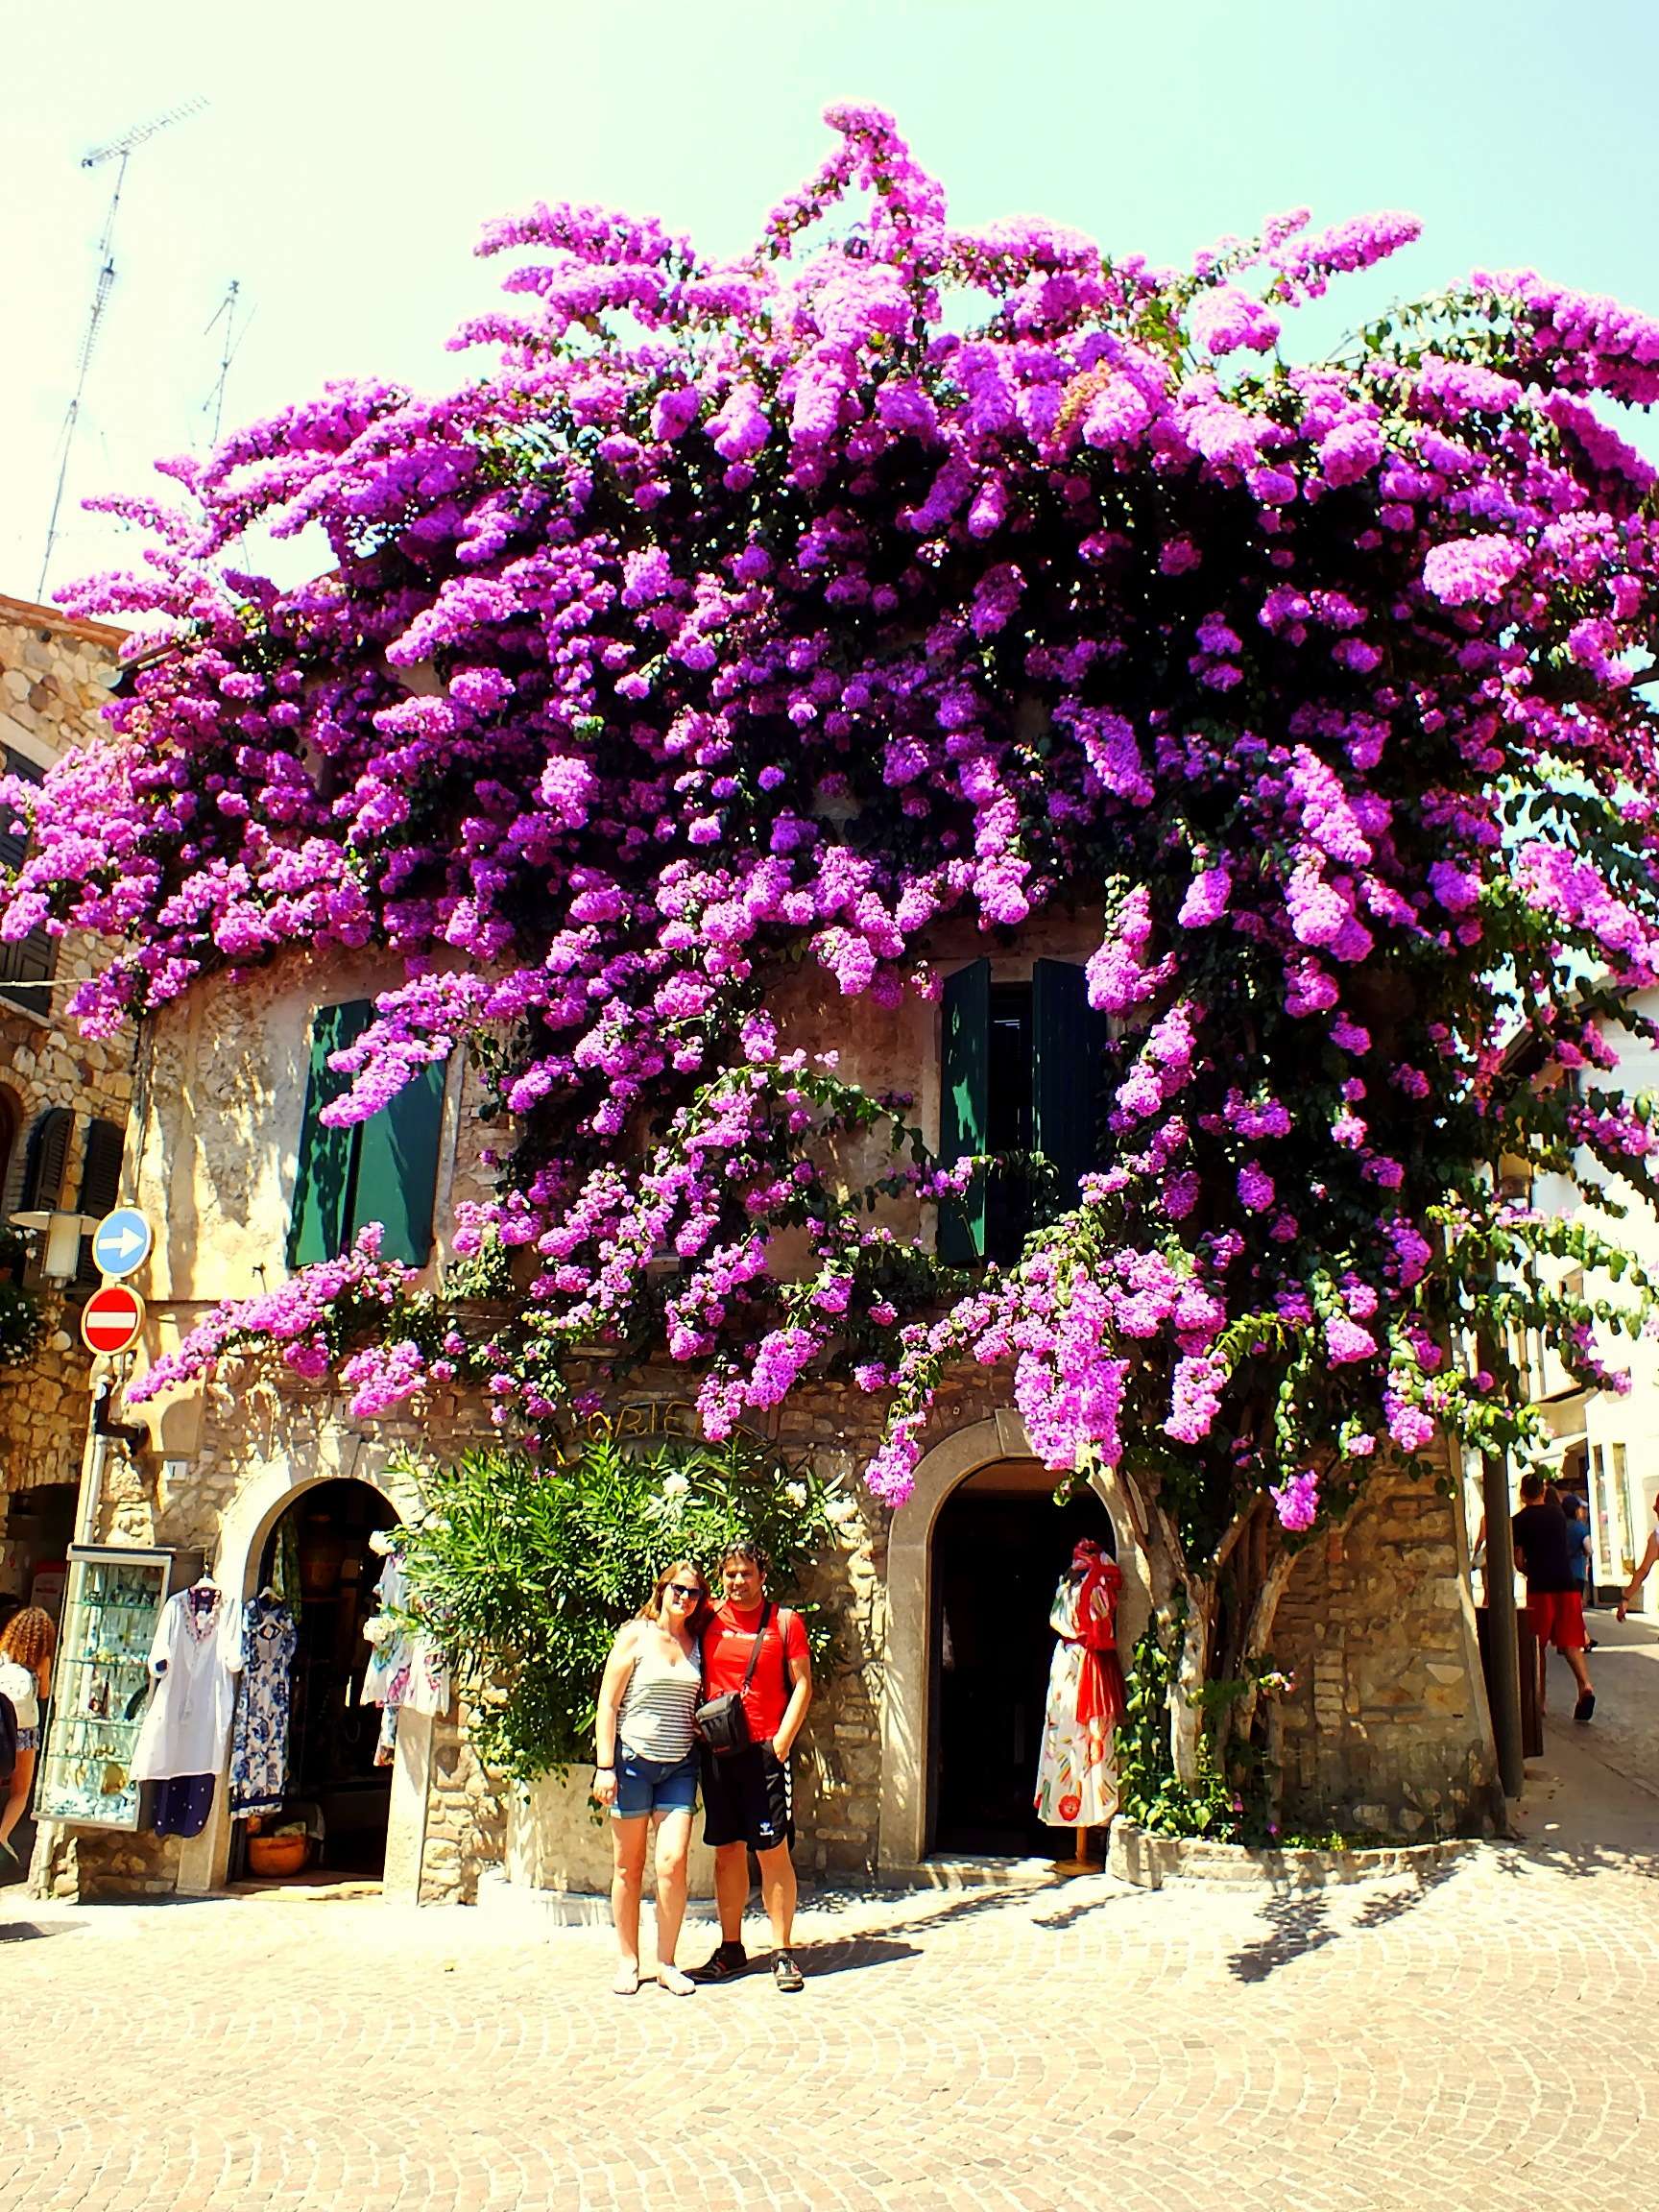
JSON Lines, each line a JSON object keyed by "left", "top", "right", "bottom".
{"left": 637, "top": 1558, "right": 712, "bottom": 1636}
{"left": 0, "top": 1604, "right": 56, "bottom": 1675}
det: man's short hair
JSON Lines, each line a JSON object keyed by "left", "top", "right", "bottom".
{"left": 719, "top": 1538, "right": 769, "bottom": 1575}
{"left": 1519, "top": 1472, "right": 1546, "bottom": 1502}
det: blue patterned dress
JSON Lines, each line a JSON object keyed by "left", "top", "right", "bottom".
{"left": 228, "top": 1595, "right": 299, "bottom": 1818}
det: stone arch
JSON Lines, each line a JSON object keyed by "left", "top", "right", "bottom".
{"left": 877, "top": 1411, "right": 1151, "bottom": 1870}
{"left": 177, "top": 1442, "right": 434, "bottom": 1901}
{"left": 211, "top": 1444, "right": 422, "bottom": 1605}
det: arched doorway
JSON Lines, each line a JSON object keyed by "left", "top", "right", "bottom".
{"left": 929, "top": 1459, "right": 1117, "bottom": 1855}
{"left": 236, "top": 1476, "right": 398, "bottom": 1881}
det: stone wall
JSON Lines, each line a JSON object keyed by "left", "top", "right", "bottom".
{"left": 421, "top": 1704, "right": 512, "bottom": 1905}
{"left": 1272, "top": 1457, "right": 1499, "bottom": 1838}
{"left": 0, "top": 594, "right": 131, "bottom": 1574}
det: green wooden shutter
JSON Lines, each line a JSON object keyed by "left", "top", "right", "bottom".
{"left": 21, "top": 1107, "right": 73, "bottom": 1213}
{"left": 75, "top": 1118, "right": 128, "bottom": 1287}
{"left": 288, "top": 1000, "right": 373, "bottom": 1268}
{"left": 1032, "top": 959, "right": 1105, "bottom": 1214}
{"left": 939, "top": 959, "right": 991, "bottom": 1263}
{"left": 350, "top": 1058, "right": 447, "bottom": 1267}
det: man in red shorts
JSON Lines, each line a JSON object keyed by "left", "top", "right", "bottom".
{"left": 1512, "top": 1471, "right": 1595, "bottom": 1723}
{"left": 690, "top": 1540, "right": 812, "bottom": 1993}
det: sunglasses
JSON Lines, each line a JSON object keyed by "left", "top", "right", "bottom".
{"left": 667, "top": 1583, "right": 706, "bottom": 1601}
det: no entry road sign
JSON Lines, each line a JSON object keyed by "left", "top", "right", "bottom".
{"left": 81, "top": 1284, "right": 146, "bottom": 1358}
{"left": 92, "top": 1206, "right": 153, "bottom": 1279}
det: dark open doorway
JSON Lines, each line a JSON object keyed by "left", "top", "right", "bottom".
{"left": 1, "top": 1480, "right": 77, "bottom": 1623}
{"left": 244, "top": 1477, "right": 397, "bottom": 1879}
{"left": 929, "top": 1461, "right": 1117, "bottom": 1857}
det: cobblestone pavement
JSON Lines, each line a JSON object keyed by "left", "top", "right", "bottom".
{"left": 5, "top": 1632, "right": 1658, "bottom": 2212}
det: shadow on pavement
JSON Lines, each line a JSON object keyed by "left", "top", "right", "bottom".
{"left": 800, "top": 1935, "right": 925, "bottom": 1976}
{"left": 1228, "top": 1859, "right": 1461, "bottom": 1984}
{"left": 805, "top": 1881, "right": 1053, "bottom": 1938}
{"left": 1030, "top": 1886, "right": 1141, "bottom": 1933}
{"left": 1228, "top": 1893, "right": 1341, "bottom": 1983}
{"left": 0, "top": 1914, "right": 83, "bottom": 1942}
{"left": 1488, "top": 1810, "right": 1659, "bottom": 1882}
{"left": 1352, "top": 1858, "right": 1460, "bottom": 1930}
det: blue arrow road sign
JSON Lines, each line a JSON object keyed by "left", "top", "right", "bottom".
{"left": 92, "top": 1207, "right": 153, "bottom": 1279}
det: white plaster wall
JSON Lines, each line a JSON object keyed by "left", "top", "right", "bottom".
{"left": 1527, "top": 988, "right": 1659, "bottom": 1612}
{"left": 505, "top": 1773, "right": 718, "bottom": 1900}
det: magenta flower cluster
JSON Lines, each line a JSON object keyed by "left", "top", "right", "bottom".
{"left": 7, "top": 106, "right": 1659, "bottom": 1551}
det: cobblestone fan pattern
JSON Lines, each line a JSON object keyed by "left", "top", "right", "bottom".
{"left": 6, "top": 1781, "right": 1656, "bottom": 2212}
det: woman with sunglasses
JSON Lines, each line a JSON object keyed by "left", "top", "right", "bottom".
{"left": 591, "top": 1559, "right": 709, "bottom": 1995}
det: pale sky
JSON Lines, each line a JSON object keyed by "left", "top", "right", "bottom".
{"left": 6, "top": 0, "right": 1657, "bottom": 602}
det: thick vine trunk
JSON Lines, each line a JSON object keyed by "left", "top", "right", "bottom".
{"left": 1170, "top": 1579, "right": 1214, "bottom": 1788}
{"left": 1217, "top": 1545, "right": 1300, "bottom": 1772}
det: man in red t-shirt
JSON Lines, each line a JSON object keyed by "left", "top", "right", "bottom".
{"left": 691, "top": 1540, "right": 812, "bottom": 1992}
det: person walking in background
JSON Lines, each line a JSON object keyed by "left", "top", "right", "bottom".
{"left": 1616, "top": 1493, "right": 1659, "bottom": 1622}
{"left": 1512, "top": 1473, "right": 1595, "bottom": 1722}
{"left": 691, "top": 1540, "right": 812, "bottom": 1994}
{"left": 1563, "top": 1495, "right": 1596, "bottom": 1649}
{"left": 590, "top": 1558, "right": 710, "bottom": 1996}
{"left": 0, "top": 1604, "right": 56, "bottom": 1865}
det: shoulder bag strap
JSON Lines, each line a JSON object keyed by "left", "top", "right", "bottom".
{"left": 738, "top": 1602, "right": 772, "bottom": 1694}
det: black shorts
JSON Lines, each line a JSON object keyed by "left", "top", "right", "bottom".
{"left": 700, "top": 1740, "right": 793, "bottom": 1853}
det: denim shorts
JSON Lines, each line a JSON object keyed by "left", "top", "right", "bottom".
{"left": 613, "top": 1743, "right": 698, "bottom": 1821}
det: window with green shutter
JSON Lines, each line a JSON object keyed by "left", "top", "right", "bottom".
{"left": 288, "top": 1001, "right": 448, "bottom": 1270}
{"left": 938, "top": 960, "right": 1105, "bottom": 1266}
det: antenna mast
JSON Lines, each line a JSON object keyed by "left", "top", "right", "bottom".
{"left": 203, "top": 278, "right": 247, "bottom": 449}
{"left": 37, "top": 96, "right": 207, "bottom": 600}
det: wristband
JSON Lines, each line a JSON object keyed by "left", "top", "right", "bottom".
{"left": 594, "top": 1763, "right": 614, "bottom": 1772}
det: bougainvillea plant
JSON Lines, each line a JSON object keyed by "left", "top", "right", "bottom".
{"left": 8, "top": 107, "right": 1659, "bottom": 1789}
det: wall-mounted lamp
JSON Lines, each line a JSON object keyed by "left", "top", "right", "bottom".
{"left": 8, "top": 1208, "right": 96, "bottom": 1282}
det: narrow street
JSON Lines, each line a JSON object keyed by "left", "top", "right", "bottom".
{"left": 6, "top": 1618, "right": 1657, "bottom": 2212}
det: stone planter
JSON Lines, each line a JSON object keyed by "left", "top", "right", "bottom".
{"left": 1109, "top": 1817, "right": 1478, "bottom": 1890}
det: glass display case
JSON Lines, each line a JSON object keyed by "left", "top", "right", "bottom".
{"left": 33, "top": 1544, "right": 198, "bottom": 1832}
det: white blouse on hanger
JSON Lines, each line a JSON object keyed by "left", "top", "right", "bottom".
{"left": 132, "top": 1586, "right": 243, "bottom": 1783}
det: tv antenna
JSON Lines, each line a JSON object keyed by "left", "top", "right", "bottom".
{"left": 202, "top": 278, "right": 252, "bottom": 449}
{"left": 37, "top": 96, "right": 208, "bottom": 600}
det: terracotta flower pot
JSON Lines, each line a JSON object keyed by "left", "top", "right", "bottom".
{"left": 247, "top": 1833, "right": 308, "bottom": 1879}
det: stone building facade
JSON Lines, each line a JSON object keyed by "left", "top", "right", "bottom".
{"left": 32, "top": 907, "right": 1501, "bottom": 1905}
{"left": 0, "top": 593, "right": 132, "bottom": 1609}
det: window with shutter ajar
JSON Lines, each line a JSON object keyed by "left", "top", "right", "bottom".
{"left": 937, "top": 959, "right": 1105, "bottom": 1267}
{"left": 288, "top": 1000, "right": 448, "bottom": 1270}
